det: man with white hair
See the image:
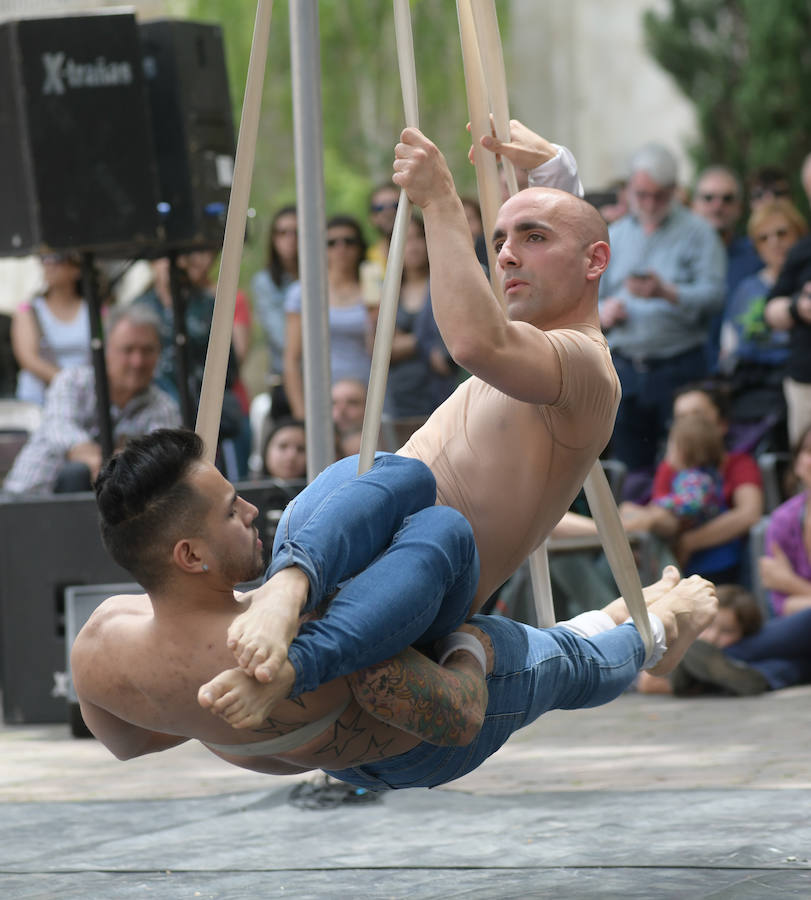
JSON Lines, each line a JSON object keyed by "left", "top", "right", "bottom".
{"left": 598, "top": 142, "right": 726, "bottom": 476}
{"left": 3, "top": 304, "right": 180, "bottom": 494}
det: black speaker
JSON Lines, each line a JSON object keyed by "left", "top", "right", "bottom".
{"left": 0, "top": 11, "right": 163, "bottom": 257}
{"left": 139, "top": 20, "right": 236, "bottom": 248}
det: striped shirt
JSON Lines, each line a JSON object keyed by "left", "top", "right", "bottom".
{"left": 3, "top": 364, "right": 180, "bottom": 494}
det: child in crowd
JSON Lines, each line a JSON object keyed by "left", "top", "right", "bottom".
{"left": 262, "top": 417, "right": 306, "bottom": 482}
{"left": 258, "top": 417, "right": 307, "bottom": 554}
{"left": 638, "top": 583, "right": 811, "bottom": 696}
{"left": 653, "top": 414, "right": 727, "bottom": 531}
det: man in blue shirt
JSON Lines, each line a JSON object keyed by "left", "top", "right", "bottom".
{"left": 599, "top": 143, "right": 726, "bottom": 476}
{"left": 691, "top": 165, "right": 762, "bottom": 371}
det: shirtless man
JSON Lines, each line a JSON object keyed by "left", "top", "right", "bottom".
{"left": 206, "top": 122, "right": 621, "bottom": 708}
{"left": 72, "top": 429, "right": 716, "bottom": 790}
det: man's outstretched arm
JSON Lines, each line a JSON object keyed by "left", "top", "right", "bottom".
{"left": 347, "top": 637, "right": 489, "bottom": 747}
{"left": 393, "top": 124, "right": 605, "bottom": 405}
{"left": 199, "top": 632, "right": 488, "bottom": 744}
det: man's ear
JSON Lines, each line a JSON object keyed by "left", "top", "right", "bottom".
{"left": 172, "top": 538, "right": 206, "bottom": 575}
{"left": 585, "top": 240, "right": 610, "bottom": 281}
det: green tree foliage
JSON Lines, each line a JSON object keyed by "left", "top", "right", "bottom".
{"left": 175, "top": 0, "right": 489, "bottom": 279}
{"left": 643, "top": 0, "right": 811, "bottom": 200}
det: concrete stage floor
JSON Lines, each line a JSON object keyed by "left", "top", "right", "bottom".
{"left": 2, "top": 685, "right": 811, "bottom": 899}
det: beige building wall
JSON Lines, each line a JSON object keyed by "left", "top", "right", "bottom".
{"left": 0, "top": 1, "right": 172, "bottom": 21}
{"left": 508, "top": 0, "right": 698, "bottom": 191}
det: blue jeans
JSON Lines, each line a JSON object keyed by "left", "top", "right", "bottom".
{"left": 725, "top": 608, "right": 811, "bottom": 690}
{"left": 325, "top": 614, "right": 646, "bottom": 790}
{"left": 268, "top": 453, "right": 480, "bottom": 697}
{"left": 611, "top": 346, "right": 708, "bottom": 471}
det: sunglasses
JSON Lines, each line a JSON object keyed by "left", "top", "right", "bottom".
{"left": 698, "top": 192, "right": 736, "bottom": 204}
{"left": 751, "top": 187, "right": 790, "bottom": 201}
{"left": 370, "top": 200, "right": 399, "bottom": 213}
{"left": 755, "top": 227, "right": 791, "bottom": 243}
{"left": 273, "top": 227, "right": 297, "bottom": 237}
{"left": 327, "top": 236, "right": 361, "bottom": 248}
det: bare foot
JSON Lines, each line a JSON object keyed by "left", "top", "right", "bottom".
{"left": 602, "top": 565, "right": 682, "bottom": 625}
{"left": 228, "top": 567, "right": 309, "bottom": 682}
{"left": 646, "top": 575, "right": 718, "bottom": 676}
{"left": 198, "top": 662, "right": 296, "bottom": 729}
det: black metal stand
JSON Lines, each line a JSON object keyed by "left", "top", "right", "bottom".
{"left": 167, "top": 251, "right": 195, "bottom": 428}
{"left": 81, "top": 252, "right": 114, "bottom": 462}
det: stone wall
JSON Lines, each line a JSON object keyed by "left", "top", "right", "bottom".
{"left": 508, "top": 0, "right": 698, "bottom": 191}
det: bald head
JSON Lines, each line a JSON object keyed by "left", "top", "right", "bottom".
{"left": 497, "top": 187, "right": 609, "bottom": 247}
{"left": 492, "top": 186, "right": 610, "bottom": 330}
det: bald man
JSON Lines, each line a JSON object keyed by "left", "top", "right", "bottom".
{"left": 199, "top": 123, "right": 626, "bottom": 715}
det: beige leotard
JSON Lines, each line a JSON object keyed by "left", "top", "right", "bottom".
{"left": 400, "top": 324, "right": 620, "bottom": 606}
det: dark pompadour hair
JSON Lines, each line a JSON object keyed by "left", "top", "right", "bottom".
{"left": 95, "top": 428, "right": 209, "bottom": 591}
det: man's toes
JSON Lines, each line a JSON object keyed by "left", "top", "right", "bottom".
{"left": 237, "top": 643, "right": 261, "bottom": 669}
{"left": 233, "top": 711, "right": 262, "bottom": 730}
{"left": 211, "top": 691, "right": 241, "bottom": 715}
{"left": 198, "top": 685, "right": 215, "bottom": 708}
{"left": 240, "top": 649, "right": 268, "bottom": 677}
{"left": 226, "top": 622, "right": 246, "bottom": 648}
{"left": 224, "top": 709, "right": 251, "bottom": 727}
{"left": 253, "top": 661, "right": 276, "bottom": 683}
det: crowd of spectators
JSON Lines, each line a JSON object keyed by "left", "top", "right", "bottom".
{"left": 1, "top": 132, "right": 810, "bottom": 703}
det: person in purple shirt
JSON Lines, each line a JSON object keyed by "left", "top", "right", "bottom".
{"left": 759, "top": 424, "right": 811, "bottom": 615}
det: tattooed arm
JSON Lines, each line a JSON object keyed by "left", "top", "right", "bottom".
{"left": 346, "top": 644, "right": 488, "bottom": 747}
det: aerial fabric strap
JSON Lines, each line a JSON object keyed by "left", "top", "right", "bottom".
{"left": 459, "top": 1, "right": 653, "bottom": 654}
{"left": 357, "top": 0, "right": 420, "bottom": 475}
{"left": 196, "top": 0, "right": 275, "bottom": 461}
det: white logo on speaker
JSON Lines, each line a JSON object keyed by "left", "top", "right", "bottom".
{"left": 42, "top": 52, "right": 134, "bottom": 95}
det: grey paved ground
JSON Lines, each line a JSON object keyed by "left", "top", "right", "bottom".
{"left": 2, "top": 685, "right": 811, "bottom": 898}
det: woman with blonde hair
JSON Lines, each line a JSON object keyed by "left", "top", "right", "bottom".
{"left": 719, "top": 198, "right": 807, "bottom": 439}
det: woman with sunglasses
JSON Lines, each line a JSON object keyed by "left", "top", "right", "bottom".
{"left": 719, "top": 198, "right": 807, "bottom": 440}
{"left": 283, "top": 215, "right": 372, "bottom": 420}
{"left": 11, "top": 253, "right": 91, "bottom": 405}
{"left": 251, "top": 206, "right": 299, "bottom": 419}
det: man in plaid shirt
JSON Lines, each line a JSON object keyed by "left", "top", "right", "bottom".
{"left": 3, "top": 304, "right": 180, "bottom": 495}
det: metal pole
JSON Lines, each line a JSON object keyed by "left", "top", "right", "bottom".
{"left": 290, "top": 0, "right": 334, "bottom": 479}
{"left": 82, "top": 252, "right": 114, "bottom": 462}
{"left": 167, "top": 251, "right": 194, "bottom": 428}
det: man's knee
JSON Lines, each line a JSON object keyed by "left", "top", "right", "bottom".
{"left": 408, "top": 505, "right": 477, "bottom": 564}
{"left": 374, "top": 452, "right": 436, "bottom": 503}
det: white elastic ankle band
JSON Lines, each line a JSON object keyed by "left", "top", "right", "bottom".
{"left": 558, "top": 610, "right": 617, "bottom": 638}
{"left": 436, "top": 632, "right": 487, "bottom": 676}
{"left": 624, "top": 612, "right": 667, "bottom": 669}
